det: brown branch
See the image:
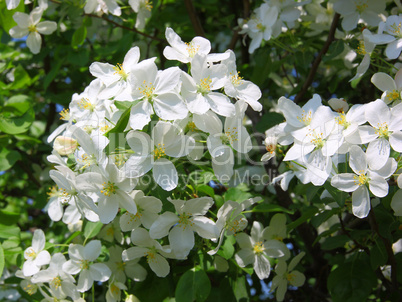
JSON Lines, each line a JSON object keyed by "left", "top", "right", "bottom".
{"left": 86, "top": 14, "right": 165, "bottom": 43}
{"left": 293, "top": 13, "right": 340, "bottom": 104}
{"left": 184, "top": 0, "right": 206, "bottom": 37}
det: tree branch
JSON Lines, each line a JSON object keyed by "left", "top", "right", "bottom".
{"left": 293, "top": 13, "right": 340, "bottom": 104}
{"left": 184, "top": 0, "right": 205, "bottom": 37}
{"left": 86, "top": 14, "right": 165, "bottom": 43}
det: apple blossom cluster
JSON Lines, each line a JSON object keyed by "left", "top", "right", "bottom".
{"left": 16, "top": 28, "right": 306, "bottom": 301}
{"left": 263, "top": 94, "right": 401, "bottom": 219}
{"left": 7, "top": 0, "right": 153, "bottom": 54}
{"left": 237, "top": 0, "right": 308, "bottom": 53}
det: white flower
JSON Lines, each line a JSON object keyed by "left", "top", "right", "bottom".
{"left": 6, "top": 0, "right": 20, "bottom": 10}
{"left": 106, "top": 246, "right": 147, "bottom": 284}
{"left": 364, "top": 100, "right": 402, "bottom": 170}
{"left": 122, "top": 228, "right": 171, "bottom": 277}
{"left": 75, "top": 160, "right": 137, "bottom": 224}
{"left": 149, "top": 197, "right": 218, "bottom": 258}
{"left": 350, "top": 29, "right": 377, "bottom": 82}
{"left": 89, "top": 47, "right": 140, "bottom": 99}
{"left": 221, "top": 50, "right": 262, "bottom": 111}
{"left": 119, "top": 190, "right": 162, "bottom": 232}
{"left": 9, "top": 8, "right": 57, "bottom": 54}
{"left": 208, "top": 198, "right": 258, "bottom": 255}
{"left": 124, "top": 121, "right": 194, "bottom": 191}
{"left": 106, "top": 280, "right": 127, "bottom": 302}
{"left": 271, "top": 252, "right": 306, "bottom": 301}
{"left": 128, "top": 59, "right": 187, "bottom": 130}
{"left": 22, "top": 229, "right": 51, "bottom": 276}
{"left": 331, "top": 145, "right": 397, "bottom": 218}
{"left": 235, "top": 221, "right": 288, "bottom": 280}
{"left": 163, "top": 27, "right": 229, "bottom": 64}
{"left": 63, "top": 240, "right": 111, "bottom": 292}
{"left": 367, "top": 15, "right": 402, "bottom": 59}
{"left": 371, "top": 69, "right": 402, "bottom": 105}
{"left": 129, "top": 0, "right": 152, "bottom": 30}
{"left": 333, "top": 0, "right": 385, "bottom": 31}
{"left": 31, "top": 253, "right": 79, "bottom": 301}
{"left": 243, "top": 3, "right": 279, "bottom": 53}
{"left": 84, "top": 0, "right": 121, "bottom": 16}
{"left": 181, "top": 53, "right": 235, "bottom": 117}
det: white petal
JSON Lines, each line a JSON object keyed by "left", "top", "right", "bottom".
{"left": 391, "top": 189, "right": 402, "bottom": 215}
{"left": 169, "top": 226, "right": 194, "bottom": 258}
{"left": 36, "top": 21, "right": 57, "bottom": 35}
{"left": 366, "top": 139, "right": 390, "bottom": 170}
{"left": 153, "top": 159, "right": 178, "bottom": 191}
{"left": 369, "top": 176, "right": 388, "bottom": 198}
{"left": 149, "top": 212, "right": 179, "bottom": 239}
{"left": 27, "top": 32, "right": 42, "bottom": 54}
{"left": 89, "top": 263, "right": 111, "bottom": 282}
{"left": 192, "top": 216, "right": 218, "bottom": 239}
{"left": 371, "top": 73, "right": 397, "bottom": 92}
{"left": 254, "top": 254, "right": 271, "bottom": 280}
{"left": 84, "top": 240, "right": 101, "bottom": 261}
{"left": 330, "top": 173, "right": 359, "bottom": 192}
{"left": 352, "top": 186, "right": 370, "bottom": 218}
{"left": 149, "top": 254, "right": 170, "bottom": 277}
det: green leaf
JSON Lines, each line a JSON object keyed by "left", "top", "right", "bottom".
{"left": 287, "top": 206, "right": 319, "bottom": 231}
{"left": 217, "top": 236, "right": 235, "bottom": 260}
{"left": 251, "top": 49, "right": 272, "bottom": 87}
{"left": 324, "top": 40, "right": 345, "bottom": 62}
{"left": 175, "top": 268, "right": 211, "bottom": 302}
{"left": 71, "top": 26, "right": 87, "bottom": 48}
{"left": 321, "top": 235, "right": 350, "bottom": 250}
{"left": 370, "top": 239, "right": 387, "bottom": 270}
{"left": 0, "top": 224, "right": 20, "bottom": 239}
{"left": 83, "top": 221, "right": 103, "bottom": 240}
{"left": 328, "top": 258, "right": 377, "bottom": 302}
{"left": 0, "top": 1, "right": 24, "bottom": 32}
{"left": 323, "top": 181, "right": 348, "bottom": 207}
{"left": 44, "top": 59, "right": 63, "bottom": 90}
{"left": 0, "top": 242, "right": 4, "bottom": 278}
{"left": 0, "top": 209, "right": 20, "bottom": 226}
{"left": 230, "top": 275, "right": 249, "bottom": 302}
{"left": 223, "top": 188, "right": 252, "bottom": 203}
{"left": 311, "top": 208, "right": 340, "bottom": 228}
{"left": 0, "top": 95, "right": 35, "bottom": 134}
{"left": 196, "top": 184, "right": 214, "bottom": 197}
{"left": 8, "top": 65, "right": 31, "bottom": 90}
{"left": 255, "top": 112, "right": 285, "bottom": 133}
{"left": 0, "top": 148, "right": 21, "bottom": 171}
{"left": 249, "top": 203, "right": 294, "bottom": 214}
{"left": 105, "top": 105, "right": 132, "bottom": 138}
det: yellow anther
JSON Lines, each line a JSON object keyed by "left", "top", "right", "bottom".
{"left": 224, "top": 127, "right": 239, "bottom": 144}
{"left": 28, "top": 24, "right": 37, "bottom": 33}
{"left": 390, "top": 22, "right": 402, "bottom": 37}
{"left": 386, "top": 90, "right": 400, "bottom": 102}
{"left": 185, "top": 41, "right": 200, "bottom": 58}
{"left": 296, "top": 110, "right": 312, "bottom": 125}
{"left": 179, "top": 212, "right": 194, "bottom": 229}
{"left": 287, "top": 273, "right": 296, "bottom": 282}
{"left": 197, "top": 77, "right": 212, "bottom": 95}
{"left": 143, "top": 0, "right": 153, "bottom": 11}
{"left": 230, "top": 71, "right": 243, "bottom": 86}
{"left": 354, "top": 0, "right": 368, "bottom": 13}
{"left": 116, "top": 261, "right": 126, "bottom": 271}
{"left": 353, "top": 171, "right": 369, "bottom": 186}
{"left": 113, "top": 63, "right": 128, "bottom": 80}
{"left": 375, "top": 122, "right": 390, "bottom": 138}
{"left": 253, "top": 241, "right": 265, "bottom": 255}
{"left": 110, "top": 284, "right": 120, "bottom": 295}
{"left": 153, "top": 143, "right": 166, "bottom": 160}
{"left": 59, "top": 108, "right": 70, "bottom": 121}
{"left": 138, "top": 80, "right": 155, "bottom": 99}
{"left": 145, "top": 250, "right": 156, "bottom": 263}
{"left": 336, "top": 112, "right": 350, "bottom": 128}
{"left": 101, "top": 181, "right": 117, "bottom": 196}
{"left": 80, "top": 259, "right": 90, "bottom": 270}
{"left": 51, "top": 276, "right": 62, "bottom": 289}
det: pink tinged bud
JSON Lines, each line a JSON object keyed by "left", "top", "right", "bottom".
{"left": 53, "top": 136, "right": 78, "bottom": 155}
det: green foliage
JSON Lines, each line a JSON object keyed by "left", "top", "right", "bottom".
{"left": 175, "top": 268, "right": 211, "bottom": 302}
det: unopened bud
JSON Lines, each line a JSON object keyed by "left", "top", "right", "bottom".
{"left": 53, "top": 136, "right": 78, "bottom": 155}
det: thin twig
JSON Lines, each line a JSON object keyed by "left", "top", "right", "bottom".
{"left": 86, "top": 14, "right": 165, "bottom": 43}
{"left": 184, "top": 0, "right": 205, "bottom": 37}
{"left": 293, "top": 13, "right": 340, "bottom": 104}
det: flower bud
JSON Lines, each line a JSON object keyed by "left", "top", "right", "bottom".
{"left": 53, "top": 136, "right": 78, "bottom": 155}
